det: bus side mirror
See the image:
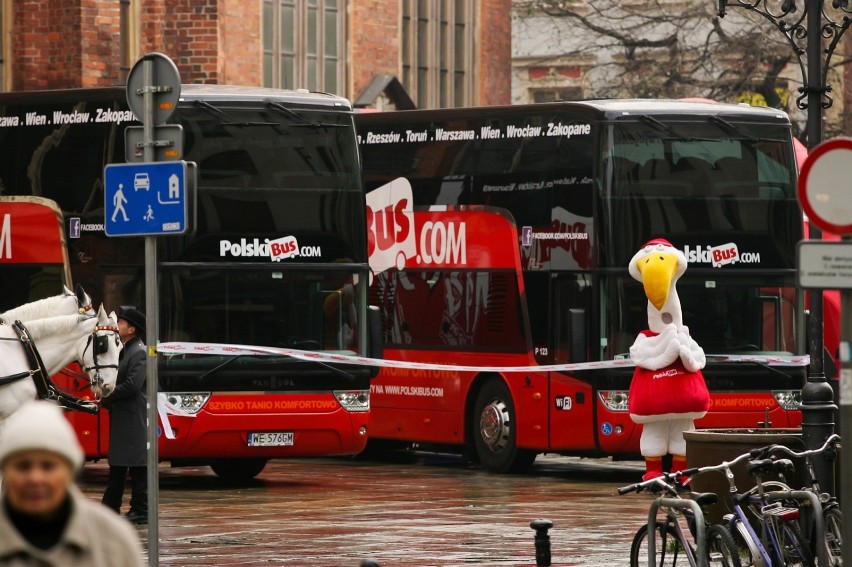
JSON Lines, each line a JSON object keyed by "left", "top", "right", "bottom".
{"left": 569, "top": 308, "right": 588, "bottom": 363}
{"left": 367, "top": 305, "right": 383, "bottom": 378}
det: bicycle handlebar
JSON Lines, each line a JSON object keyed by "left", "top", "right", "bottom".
{"left": 617, "top": 473, "right": 681, "bottom": 496}
{"left": 749, "top": 433, "right": 840, "bottom": 460}
{"left": 618, "top": 433, "right": 841, "bottom": 495}
{"left": 688, "top": 448, "right": 755, "bottom": 477}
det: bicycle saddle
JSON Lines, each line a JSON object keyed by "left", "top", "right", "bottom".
{"left": 747, "top": 458, "right": 794, "bottom": 476}
{"left": 689, "top": 492, "right": 719, "bottom": 507}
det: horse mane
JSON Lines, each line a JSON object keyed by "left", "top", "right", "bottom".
{"left": 1, "top": 294, "right": 70, "bottom": 322}
{"left": 20, "top": 314, "right": 94, "bottom": 339}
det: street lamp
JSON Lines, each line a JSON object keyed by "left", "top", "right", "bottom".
{"left": 718, "top": 0, "right": 851, "bottom": 495}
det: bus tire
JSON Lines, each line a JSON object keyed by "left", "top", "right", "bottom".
{"left": 472, "top": 379, "right": 536, "bottom": 473}
{"left": 210, "top": 458, "right": 268, "bottom": 484}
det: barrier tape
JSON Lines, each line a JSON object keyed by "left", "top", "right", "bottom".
{"left": 153, "top": 343, "right": 809, "bottom": 434}
{"left": 156, "top": 342, "right": 811, "bottom": 372}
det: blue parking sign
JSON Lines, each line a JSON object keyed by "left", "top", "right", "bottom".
{"left": 104, "top": 161, "right": 188, "bottom": 236}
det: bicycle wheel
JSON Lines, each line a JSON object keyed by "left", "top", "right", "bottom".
{"left": 726, "top": 517, "right": 761, "bottom": 567}
{"left": 630, "top": 520, "right": 690, "bottom": 567}
{"left": 822, "top": 507, "right": 842, "bottom": 566}
{"left": 706, "top": 524, "right": 742, "bottom": 567}
{"left": 767, "top": 513, "right": 814, "bottom": 567}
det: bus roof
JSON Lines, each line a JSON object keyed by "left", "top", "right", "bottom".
{"left": 355, "top": 99, "right": 791, "bottom": 125}
{"left": 178, "top": 84, "right": 352, "bottom": 110}
{"left": 0, "top": 84, "right": 352, "bottom": 111}
{"left": 580, "top": 98, "right": 791, "bottom": 122}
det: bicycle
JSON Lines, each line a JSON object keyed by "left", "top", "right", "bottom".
{"left": 681, "top": 450, "right": 828, "bottom": 567}
{"left": 748, "top": 433, "right": 842, "bottom": 566}
{"left": 618, "top": 471, "right": 742, "bottom": 567}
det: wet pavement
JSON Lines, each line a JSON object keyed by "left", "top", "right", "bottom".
{"left": 77, "top": 453, "right": 651, "bottom": 566}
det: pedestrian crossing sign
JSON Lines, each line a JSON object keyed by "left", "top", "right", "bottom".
{"left": 104, "top": 161, "right": 188, "bottom": 236}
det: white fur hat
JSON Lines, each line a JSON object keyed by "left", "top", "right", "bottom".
{"left": 0, "top": 401, "right": 84, "bottom": 471}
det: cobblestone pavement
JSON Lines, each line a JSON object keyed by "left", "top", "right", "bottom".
{"left": 77, "top": 453, "right": 651, "bottom": 566}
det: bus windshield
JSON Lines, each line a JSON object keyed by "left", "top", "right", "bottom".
{"left": 179, "top": 101, "right": 361, "bottom": 193}
{"left": 602, "top": 118, "right": 799, "bottom": 267}
{"left": 603, "top": 273, "right": 797, "bottom": 359}
{"left": 161, "top": 266, "right": 361, "bottom": 352}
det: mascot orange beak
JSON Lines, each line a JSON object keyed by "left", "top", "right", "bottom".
{"left": 637, "top": 252, "right": 679, "bottom": 311}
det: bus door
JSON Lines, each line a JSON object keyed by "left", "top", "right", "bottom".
{"left": 547, "top": 272, "right": 608, "bottom": 452}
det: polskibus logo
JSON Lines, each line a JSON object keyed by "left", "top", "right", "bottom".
{"left": 219, "top": 236, "right": 322, "bottom": 261}
{"left": 366, "top": 178, "right": 467, "bottom": 280}
{"left": 683, "top": 243, "right": 760, "bottom": 268}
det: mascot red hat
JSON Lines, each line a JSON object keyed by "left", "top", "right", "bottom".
{"left": 628, "top": 238, "right": 710, "bottom": 481}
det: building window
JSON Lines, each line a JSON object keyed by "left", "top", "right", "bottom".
{"left": 263, "top": 0, "right": 345, "bottom": 94}
{"left": 402, "top": 0, "right": 475, "bottom": 109}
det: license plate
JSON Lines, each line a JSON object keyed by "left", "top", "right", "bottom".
{"left": 248, "top": 432, "right": 294, "bottom": 447}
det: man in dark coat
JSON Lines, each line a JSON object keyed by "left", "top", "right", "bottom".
{"left": 101, "top": 305, "right": 148, "bottom": 524}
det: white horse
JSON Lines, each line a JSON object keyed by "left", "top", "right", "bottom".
{"left": 0, "top": 305, "right": 122, "bottom": 425}
{"left": 0, "top": 285, "right": 94, "bottom": 323}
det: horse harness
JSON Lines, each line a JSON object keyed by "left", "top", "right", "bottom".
{"left": 0, "top": 320, "right": 119, "bottom": 414}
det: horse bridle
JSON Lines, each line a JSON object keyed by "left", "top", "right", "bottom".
{"left": 82, "top": 324, "right": 121, "bottom": 398}
{"left": 2, "top": 320, "right": 119, "bottom": 413}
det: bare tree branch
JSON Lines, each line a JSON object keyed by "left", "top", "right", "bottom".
{"left": 512, "top": 0, "right": 844, "bottom": 136}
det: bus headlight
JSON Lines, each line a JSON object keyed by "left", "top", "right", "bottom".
{"left": 164, "top": 392, "right": 211, "bottom": 415}
{"left": 772, "top": 390, "right": 802, "bottom": 410}
{"left": 598, "top": 390, "right": 630, "bottom": 412}
{"left": 334, "top": 390, "right": 370, "bottom": 412}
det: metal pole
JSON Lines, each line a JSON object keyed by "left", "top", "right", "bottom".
{"left": 530, "top": 519, "right": 553, "bottom": 566}
{"left": 118, "top": 0, "right": 130, "bottom": 83}
{"left": 142, "top": 56, "right": 160, "bottom": 567}
{"left": 800, "top": 0, "right": 837, "bottom": 497}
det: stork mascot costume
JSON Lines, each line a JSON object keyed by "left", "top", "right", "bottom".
{"left": 628, "top": 238, "right": 710, "bottom": 481}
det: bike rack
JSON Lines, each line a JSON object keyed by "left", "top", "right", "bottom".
{"left": 647, "top": 497, "right": 707, "bottom": 567}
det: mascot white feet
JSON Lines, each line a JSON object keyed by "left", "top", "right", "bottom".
{"left": 628, "top": 239, "right": 710, "bottom": 481}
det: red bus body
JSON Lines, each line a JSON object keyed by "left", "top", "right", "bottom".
{"left": 358, "top": 101, "right": 808, "bottom": 472}
{"left": 0, "top": 86, "right": 373, "bottom": 481}
{"left": 65, "top": 393, "right": 369, "bottom": 462}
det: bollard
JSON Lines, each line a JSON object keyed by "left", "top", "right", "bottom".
{"left": 529, "top": 519, "right": 553, "bottom": 566}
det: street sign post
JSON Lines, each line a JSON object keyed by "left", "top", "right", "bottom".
{"left": 798, "top": 137, "right": 852, "bottom": 236}
{"left": 125, "top": 124, "right": 184, "bottom": 162}
{"left": 797, "top": 241, "right": 852, "bottom": 290}
{"left": 125, "top": 53, "right": 180, "bottom": 126}
{"left": 797, "top": 138, "right": 852, "bottom": 559}
{"left": 104, "top": 51, "right": 185, "bottom": 567}
{"left": 104, "top": 161, "right": 188, "bottom": 236}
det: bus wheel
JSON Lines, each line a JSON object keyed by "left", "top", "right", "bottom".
{"left": 210, "top": 458, "right": 268, "bottom": 484}
{"left": 472, "top": 379, "right": 536, "bottom": 473}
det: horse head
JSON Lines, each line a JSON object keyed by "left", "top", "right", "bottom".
{"left": 79, "top": 305, "right": 122, "bottom": 399}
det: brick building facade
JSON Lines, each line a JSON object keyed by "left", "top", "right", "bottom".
{"left": 3, "top": 0, "right": 511, "bottom": 109}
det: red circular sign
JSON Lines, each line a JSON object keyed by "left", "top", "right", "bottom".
{"left": 797, "top": 137, "right": 852, "bottom": 235}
